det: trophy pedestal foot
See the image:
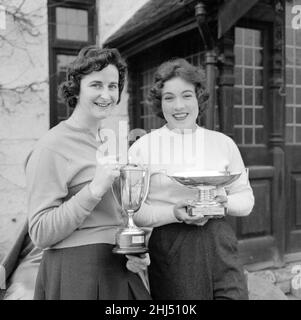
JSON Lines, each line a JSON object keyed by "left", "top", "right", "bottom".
{"left": 112, "top": 246, "right": 148, "bottom": 255}
{"left": 113, "top": 227, "right": 148, "bottom": 255}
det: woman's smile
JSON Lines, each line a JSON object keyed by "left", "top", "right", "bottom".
{"left": 161, "top": 77, "right": 199, "bottom": 131}
{"left": 172, "top": 112, "right": 189, "bottom": 121}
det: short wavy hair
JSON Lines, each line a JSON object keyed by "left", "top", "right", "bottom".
{"left": 59, "top": 46, "right": 127, "bottom": 109}
{"left": 147, "top": 58, "right": 209, "bottom": 118}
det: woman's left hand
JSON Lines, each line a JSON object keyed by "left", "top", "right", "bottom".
{"left": 126, "top": 253, "right": 150, "bottom": 274}
{"left": 214, "top": 195, "right": 228, "bottom": 207}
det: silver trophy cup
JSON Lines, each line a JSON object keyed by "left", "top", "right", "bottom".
{"left": 111, "top": 163, "right": 149, "bottom": 254}
{"left": 170, "top": 170, "right": 241, "bottom": 217}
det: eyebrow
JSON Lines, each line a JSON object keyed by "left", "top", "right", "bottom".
{"left": 89, "top": 81, "right": 118, "bottom": 85}
{"left": 162, "top": 89, "right": 194, "bottom": 95}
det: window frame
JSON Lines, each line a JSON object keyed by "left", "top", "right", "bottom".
{"left": 48, "top": 0, "right": 97, "bottom": 127}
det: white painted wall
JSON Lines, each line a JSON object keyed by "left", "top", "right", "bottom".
{"left": 0, "top": 0, "right": 49, "bottom": 259}
{"left": 98, "top": 0, "right": 150, "bottom": 156}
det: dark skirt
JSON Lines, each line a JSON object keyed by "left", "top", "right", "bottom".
{"left": 148, "top": 218, "right": 248, "bottom": 300}
{"left": 34, "top": 243, "right": 151, "bottom": 300}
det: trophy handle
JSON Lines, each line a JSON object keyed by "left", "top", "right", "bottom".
{"left": 140, "top": 168, "right": 166, "bottom": 204}
{"left": 111, "top": 177, "right": 122, "bottom": 210}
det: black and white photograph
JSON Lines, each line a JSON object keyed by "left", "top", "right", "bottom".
{"left": 0, "top": 0, "right": 301, "bottom": 304}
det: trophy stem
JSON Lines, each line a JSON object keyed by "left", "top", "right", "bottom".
{"left": 127, "top": 210, "right": 136, "bottom": 228}
{"left": 197, "top": 187, "right": 215, "bottom": 203}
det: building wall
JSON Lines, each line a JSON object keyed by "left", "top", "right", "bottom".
{"left": 98, "top": 0, "right": 149, "bottom": 155}
{"left": 0, "top": 0, "right": 49, "bottom": 259}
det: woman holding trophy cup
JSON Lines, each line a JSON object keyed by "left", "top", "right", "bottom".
{"left": 129, "top": 58, "right": 254, "bottom": 300}
{"left": 25, "top": 46, "right": 151, "bottom": 300}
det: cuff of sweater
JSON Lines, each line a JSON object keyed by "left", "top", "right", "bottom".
{"left": 75, "top": 184, "right": 102, "bottom": 212}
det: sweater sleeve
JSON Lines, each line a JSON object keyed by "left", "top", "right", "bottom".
{"left": 26, "top": 147, "right": 101, "bottom": 249}
{"left": 225, "top": 139, "right": 255, "bottom": 216}
{"left": 134, "top": 201, "right": 180, "bottom": 227}
{"left": 129, "top": 138, "right": 181, "bottom": 227}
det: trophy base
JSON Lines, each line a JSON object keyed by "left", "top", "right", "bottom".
{"left": 113, "top": 227, "right": 148, "bottom": 255}
{"left": 187, "top": 203, "right": 225, "bottom": 218}
{"left": 112, "top": 247, "right": 149, "bottom": 255}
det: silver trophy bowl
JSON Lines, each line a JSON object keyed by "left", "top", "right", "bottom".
{"left": 111, "top": 163, "right": 149, "bottom": 254}
{"left": 169, "top": 170, "right": 241, "bottom": 217}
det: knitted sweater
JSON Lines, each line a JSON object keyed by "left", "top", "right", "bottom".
{"left": 129, "top": 125, "right": 254, "bottom": 227}
{"left": 26, "top": 121, "right": 126, "bottom": 250}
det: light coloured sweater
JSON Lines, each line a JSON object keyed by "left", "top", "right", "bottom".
{"left": 129, "top": 125, "right": 255, "bottom": 227}
{"left": 25, "top": 121, "right": 126, "bottom": 250}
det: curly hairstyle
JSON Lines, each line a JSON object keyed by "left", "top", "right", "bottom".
{"left": 58, "top": 46, "right": 127, "bottom": 109}
{"left": 147, "top": 58, "right": 209, "bottom": 119}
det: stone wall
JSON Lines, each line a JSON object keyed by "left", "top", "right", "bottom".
{"left": 0, "top": 0, "right": 49, "bottom": 260}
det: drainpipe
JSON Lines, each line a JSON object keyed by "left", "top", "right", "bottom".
{"left": 195, "top": 2, "right": 217, "bottom": 130}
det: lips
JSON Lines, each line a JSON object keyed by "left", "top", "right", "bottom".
{"left": 94, "top": 101, "right": 112, "bottom": 108}
{"left": 173, "top": 113, "right": 189, "bottom": 121}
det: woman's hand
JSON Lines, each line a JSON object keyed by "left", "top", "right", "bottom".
{"left": 173, "top": 200, "right": 211, "bottom": 226}
{"left": 126, "top": 253, "right": 150, "bottom": 274}
{"left": 89, "top": 160, "right": 120, "bottom": 199}
{"left": 215, "top": 195, "right": 228, "bottom": 207}
{"left": 173, "top": 196, "right": 228, "bottom": 227}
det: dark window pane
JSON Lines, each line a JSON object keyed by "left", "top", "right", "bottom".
{"left": 286, "top": 107, "right": 294, "bottom": 124}
{"left": 255, "top": 69, "right": 263, "bottom": 86}
{"left": 244, "top": 68, "right": 253, "bottom": 85}
{"left": 286, "top": 47, "right": 294, "bottom": 65}
{"left": 235, "top": 28, "right": 243, "bottom": 45}
{"left": 234, "top": 128, "right": 242, "bottom": 144}
{"left": 296, "top": 127, "right": 301, "bottom": 143}
{"left": 296, "top": 31, "right": 301, "bottom": 47}
{"left": 296, "top": 48, "right": 301, "bottom": 66}
{"left": 244, "top": 29, "right": 253, "bottom": 46}
{"left": 234, "top": 88, "right": 242, "bottom": 105}
{"left": 255, "top": 128, "right": 264, "bottom": 144}
{"left": 235, "top": 67, "right": 242, "bottom": 85}
{"left": 285, "top": 126, "right": 293, "bottom": 143}
{"left": 253, "top": 29, "right": 261, "bottom": 47}
{"left": 245, "top": 88, "right": 253, "bottom": 105}
{"left": 296, "top": 88, "right": 301, "bottom": 104}
{"left": 245, "top": 108, "right": 253, "bottom": 125}
{"left": 244, "top": 48, "right": 253, "bottom": 66}
{"left": 234, "top": 107, "right": 242, "bottom": 124}
{"left": 296, "top": 108, "right": 301, "bottom": 124}
{"left": 56, "top": 54, "right": 77, "bottom": 120}
{"left": 286, "top": 28, "right": 294, "bottom": 45}
{"left": 254, "top": 49, "right": 263, "bottom": 66}
{"left": 235, "top": 46, "right": 242, "bottom": 65}
{"left": 255, "top": 108, "right": 264, "bottom": 125}
{"left": 245, "top": 128, "right": 253, "bottom": 144}
{"left": 56, "top": 7, "right": 88, "bottom": 41}
{"left": 286, "top": 67, "right": 294, "bottom": 85}
{"left": 286, "top": 87, "right": 294, "bottom": 104}
{"left": 296, "top": 68, "right": 301, "bottom": 85}
{"left": 255, "top": 89, "right": 263, "bottom": 105}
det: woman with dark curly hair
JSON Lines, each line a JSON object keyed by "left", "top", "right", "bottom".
{"left": 129, "top": 58, "right": 254, "bottom": 300}
{"left": 25, "top": 46, "right": 151, "bottom": 300}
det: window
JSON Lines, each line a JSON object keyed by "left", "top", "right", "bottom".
{"left": 234, "top": 27, "right": 265, "bottom": 146}
{"left": 285, "top": 0, "right": 301, "bottom": 145}
{"left": 48, "top": 0, "right": 97, "bottom": 127}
